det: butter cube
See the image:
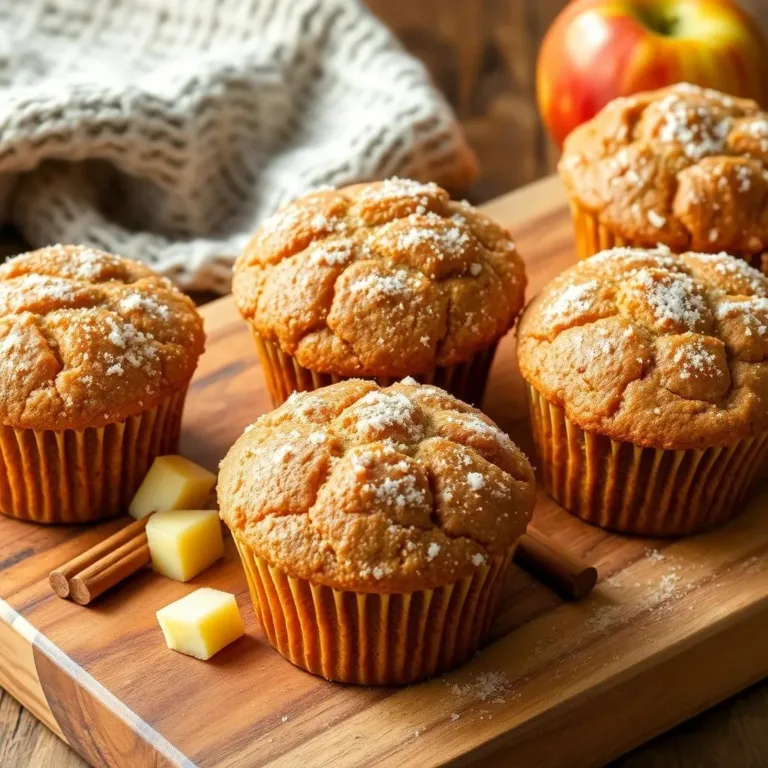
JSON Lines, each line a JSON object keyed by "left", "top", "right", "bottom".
{"left": 157, "top": 588, "right": 244, "bottom": 660}
{"left": 146, "top": 510, "right": 224, "bottom": 582}
{"left": 129, "top": 455, "right": 217, "bottom": 519}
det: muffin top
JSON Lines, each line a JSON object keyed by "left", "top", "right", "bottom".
{"left": 560, "top": 83, "right": 768, "bottom": 256}
{"left": 218, "top": 378, "right": 535, "bottom": 592}
{"left": 518, "top": 247, "right": 768, "bottom": 450}
{"left": 233, "top": 179, "right": 526, "bottom": 377}
{"left": 0, "top": 245, "right": 205, "bottom": 431}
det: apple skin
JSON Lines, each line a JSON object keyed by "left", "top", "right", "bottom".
{"left": 537, "top": 0, "right": 768, "bottom": 147}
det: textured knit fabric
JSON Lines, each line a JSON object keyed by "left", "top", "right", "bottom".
{"left": 0, "top": 0, "right": 476, "bottom": 292}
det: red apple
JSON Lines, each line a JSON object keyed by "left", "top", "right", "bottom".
{"left": 537, "top": 0, "right": 768, "bottom": 147}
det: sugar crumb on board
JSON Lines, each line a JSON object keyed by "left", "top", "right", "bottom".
{"left": 446, "top": 670, "right": 510, "bottom": 704}
{"left": 590, "top": 564, "right": 697, "bottom": 636}
{"left": 645, "top": 548, "right": 666, "bottom": 562}
{"left": 436, "top": 668, "right": 522, "bottom": 727}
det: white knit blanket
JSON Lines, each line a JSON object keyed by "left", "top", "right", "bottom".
{"left": 0, "top": 0, "right": 475, "bottom": 292}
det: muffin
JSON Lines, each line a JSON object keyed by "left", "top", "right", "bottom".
{"left": 233, "top": 178, "right": 526, "bottom": 407}
{"left": 559, "top": 83, "right": 768, "bottom": 268}
{"left": 218, "top": 378, "right": 535, "bottom": 685}
{"left": 517, "top": 246, "right": 768, "bottom": 536}
{"left": 0, "top": 245, "right": 205, "bottom": 524}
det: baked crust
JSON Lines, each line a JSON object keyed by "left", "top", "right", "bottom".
{"left": 218, "top": 378, "right": 535, "bottom": 592}
{"left": 517, "top": 247, "right": 768, "bottom": 450}
{"left": 0, "top": 245, "right": 205, "bottom": 431}
{"left": 560, "top": 83, "right": 768, "bottom": 256}
{"left": 232, "top": 179, "right": 526, "bottom": 377}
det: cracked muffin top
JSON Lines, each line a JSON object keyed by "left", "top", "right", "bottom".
{"left": 218, "top": 378, "right": 535, "bottom": 592}
{"left": 232, "top": 178, "right": 526, "bottom": 377}
{"left": 517, "top": 247, "right": 768, "bottom": 450}
{"left": 559, "top": 83, "right": 768, "bottom": 259}
{"left": 0, "top": 245, "right": 205, "bottom": 431}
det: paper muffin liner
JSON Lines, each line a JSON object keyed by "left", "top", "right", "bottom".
{"left": 231, "top": 533, "right": 513, "bottom": 685}
{"left": 569, "top": 200, "right": 767, "bottom": 272}
{"left": 527, "top": 384, "right": 768, "bottom": 536}
{"left": 251, "top": 330, "right": 498, "bottom": 408}
{"left": 569, "top": 200, "right": 632, "bottom": 260}
{"left": 0, "top": 387, "right": 188, "bottom": 524}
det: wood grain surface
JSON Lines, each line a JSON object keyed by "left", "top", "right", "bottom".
{"left": 2, "top": 176, "right": 768, "bottom": 767}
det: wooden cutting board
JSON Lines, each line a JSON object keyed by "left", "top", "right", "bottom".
{"left": 1, "top": 176, "right": 767, "bottom": 768}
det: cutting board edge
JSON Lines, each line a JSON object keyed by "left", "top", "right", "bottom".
{"left": 4, "top": 588, "right": 768, "bottom": 768}
{"left": 0, "top": 598, "right": 197, "bottom": 766}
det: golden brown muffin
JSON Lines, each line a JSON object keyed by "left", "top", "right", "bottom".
{"left": 233, "top": 178, "right": 526, "bottom": 406}
{"left": 219, "top": 378, "right": 534, "bottom": 684}
{"left": 560, "top": 83, "right": 768, "bottom": 266}
{"left": 0, "top": 245, "right": 205, "bottom": 523}
{"left": 518, "top": 246, "right": 768, "bottom": 536}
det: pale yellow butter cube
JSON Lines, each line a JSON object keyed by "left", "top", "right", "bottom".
{"left": 146, "top": 509, "right": 224, "bottom": 582}
{"left": 129, "top": 455, "right": 217, "bottom": 519}
{"left": 157, "top": 588, "right": 244, "bottom": 660}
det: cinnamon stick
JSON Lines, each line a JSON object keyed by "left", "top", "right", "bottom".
{"left": 514, "top": 528, "right": 597, "bottom": 601}
{"left": 70, "top": 537, "right": 151, "bottom": 605}
{"left": 49, "top": 515, "right": 152, "bottom": 603}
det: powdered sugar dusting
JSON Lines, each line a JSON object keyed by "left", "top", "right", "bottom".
{"left": 716, "top": 296, "right": 768, "bottom": 336}
{"left": 354, "top": 391, "right": 423, "bottom": 441}
{"left": 358, "top": 176, "right": 440, "bottom": 203}
{"left": 35, "top": 245, "right": 124, "bottom": 281}
{"left": 273, "top": 445, "right": 295, "bottom": 464}
{"left": 364, "top": 466, "right": 426, "bottom": 510}
{"left": 673, "top": 340, "right": 719, "bottom": 380}
{"left": 119, "top": 293, "right": 171, "bottom": 319}
{"left": 742, "top": 117, "right": 768, "bottom": 152}
{"left": 447, "top": 671, "right": 510, "bottom": 704}
{"left": 735, "top": 164, "right": 753, "bottom": 193}
{"left": 691, "top": 251, "right": 766, "bottom": 294}
{"left": 308, "top": 240, "right": 354, "bottom": 267}
{"left": 467, "top": 472, "right": 485, "bottom": 491}
{"left": 543, "top": 280, "right": 599, "bottom": 322}
{"left": 656, "top": 91, "right": 732, "bottom": 160}
{"left": 102, "top": 316, "right": 159, "bottom": 376}
{"left": 348, "top": 270, "right": 415, "bottom": 300}
{"left": 260, "top": 204, "right": 344, "bottom": 237}
{"left": 1, "top": 274, "right": 75, "bottom": 306}
{"left": 396, "top": 224, "right": 470, "bottom": 257}
{"left": 589, "top": 246, "right": 674, "bottom": 269}
{"left": 0, "top": 327, "right": 27, "bottom": 368}
{"left": 635, "top": 269, "right": 706, "bottom": 330}
{"left": 447, "top": 413, "right": 515, "bottom": 451}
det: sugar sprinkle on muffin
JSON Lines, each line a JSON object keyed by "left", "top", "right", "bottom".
{"left": 219, "top": 378, "right": 534, "bottom": 592}
{"left": 518, "top": 246, "right": 768, "bottom": 535}
{"left": 233, "top": 178, "right": 526, "bottom": 405}
{"left": 560, "top": 83, "right": 768, "bottom": 262}
{"left": 0, "top": 245, "right": 205, "bottom": 523}
{"left": 219, "top": 378, "right": 534, "bottom": 683}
